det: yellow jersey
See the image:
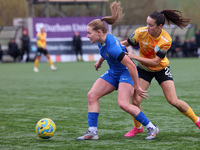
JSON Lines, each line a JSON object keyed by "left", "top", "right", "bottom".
{"left": 36, "top": 32, "right": 47, "bottom": 48}
{"left": 131, "top": 26, "right": 172, "bottom": 72}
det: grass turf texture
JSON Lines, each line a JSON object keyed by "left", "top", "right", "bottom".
{"left": 0, "top": 58, "right": 200, "bottom": 150}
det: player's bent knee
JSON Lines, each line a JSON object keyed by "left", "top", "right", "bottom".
{"left": 132, "top": 99, "right": 141, "bottom": 107}
{"left": 118, "top": 101, "right": 129, "bottom": 112}
{"left": 87, "top": 91, "right": 94, "bottom": 99}
{"left": 87, "top": 91, "right": 99, "bottom": 104}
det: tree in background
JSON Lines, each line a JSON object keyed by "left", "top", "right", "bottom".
{"left": 0, "top": 0, "right": 200, "bottom": 29}
{"left": 0, "top": 0, "right": 26, "bottom": 26}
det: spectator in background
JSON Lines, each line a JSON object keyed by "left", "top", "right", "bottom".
{"left": 168, "top": 36, "right": 182, "bottom": 58}
{"left": 182, "top": 38, "right": 191, "bottom": 57}
{"left": 8, "top": 38, "right": 20, "bottom": 62}
{"left": 195, "top": 30, "right": 200, "bottom": 58}
{"left": 0, "top": 43, "right": 3, "bottom": 62}
{"left": 21, "top": 29, "right": 30, "bottom": 62}
{"left": 33, "top": 27, "right": 57, "bottom": 72}
{"left": 72, "top": 31, "right": 83, "bottom": 61}
{"left": 190, "top": 37, "right": 198, "bottom": 57}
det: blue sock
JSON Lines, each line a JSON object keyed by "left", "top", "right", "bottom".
{"left": 88, "top": 112, "right": 99, "bottom": 127}
{"left": 135, "top": 111, "right": 150, "bottom": 126}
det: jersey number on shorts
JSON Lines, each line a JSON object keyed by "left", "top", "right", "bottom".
{"left": 165, "top": 67, "right": 172, "bottom": 78}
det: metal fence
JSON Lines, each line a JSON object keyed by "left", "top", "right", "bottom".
{"left": 0, "top": 26, "right": 23, "bottom": 51}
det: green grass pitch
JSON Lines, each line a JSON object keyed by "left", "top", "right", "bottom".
{"left": 0, "top": 58, "right": 200, "bottom": 150}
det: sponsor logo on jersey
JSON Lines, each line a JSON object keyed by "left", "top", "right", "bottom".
{"left": 141, "top": 42, "right": 148, "bottom": 45}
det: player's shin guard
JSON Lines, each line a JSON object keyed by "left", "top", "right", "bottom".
{"left": 48, "top": 58, "right": 54, "bottom": 66}
{"left": 88, "top": 112, "right": 99, "bottom": 134}
{"left": 182, "top": 106, "right": 198, "bottom": 123}
{"left": 133, "top": 117, "right": 142, "bottom": 128}
{"left": 135, "top": 111, "right": 150, "bottom": 126}
{"left": 34, "top": 58, "right": 39, "bottom": 68}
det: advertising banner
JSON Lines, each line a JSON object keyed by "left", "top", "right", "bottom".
{"left": 33, "top": 17, "right": 105, "bottom": 39}
{"left": 31, "top": 17, "right": 111, "bottom": 62}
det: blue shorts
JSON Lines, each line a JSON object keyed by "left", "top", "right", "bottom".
{"left": 100, "top": 69, "right": 134, "bottom": 89}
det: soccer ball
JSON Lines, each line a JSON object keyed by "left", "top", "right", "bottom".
{"left": 35, "top": 118, "right": 56, "bottom": 139}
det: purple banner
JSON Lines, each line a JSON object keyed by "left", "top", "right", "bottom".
{"left": 33, "top": 17, "right": 111, "bottom": 38}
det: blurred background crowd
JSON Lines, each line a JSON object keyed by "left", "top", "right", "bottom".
{"left": 0, "top": 0, "right": 200, "bottom": 63}
{"left": 167, "top": 30, "right": 200, "bottom": 58}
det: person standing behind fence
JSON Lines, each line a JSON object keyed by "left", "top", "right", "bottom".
{"left": 0, "top": 43, "right": 3, "bottom": 62}
{"left": 195, "top": 30, "right": 200, "bottom": 58}
{"left": 182, "top": 38, "right": 191, "bottom": 57}
{"left": 72, "top": 31, "right": 83, "bottom": 61}
{"left": 169, "top": 36, "right": 182, "bottom": 58}
{"left": 21, "top": 29, "right": 30, "bottom": 62}
{"left": 8, "top": 38, "right": 20, "bottom": 62}
{"left": 190, "top": 37, "right": 198, "bottom": 57}
{"left": 33, "top": 27, "right": 57, "bottom": 72}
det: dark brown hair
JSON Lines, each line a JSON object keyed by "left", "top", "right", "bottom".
{"left": 88, "top": 1, "right": 124, "bottom": 33}
{"left": 149, "top": 9, "right": 190, "bottom": 29}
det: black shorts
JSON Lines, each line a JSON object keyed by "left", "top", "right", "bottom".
{"left": 36, "top": 47, "right": 49, "bottom": 56}
{"left": 137, "top": 66, "right": 173, "bottom": 85}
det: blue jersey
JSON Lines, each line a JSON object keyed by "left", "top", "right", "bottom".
{"left": 98, "top": 34, "right": 128, "bottom": 77}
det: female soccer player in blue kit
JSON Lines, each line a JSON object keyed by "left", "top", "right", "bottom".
{"left": 77, "top": 1, "right": 159, "bottom": 140}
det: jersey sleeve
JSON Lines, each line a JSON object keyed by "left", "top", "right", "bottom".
{"left": 156, "top": 41, "right": 172, "bottom": 58}
{"left": 108, "top": 44, "right": 123, "bottom": 60}
{"left": 127, "top": 28, "right": 140, "bottom": 46}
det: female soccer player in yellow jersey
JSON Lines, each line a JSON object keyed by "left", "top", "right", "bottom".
{"left": 121, "top": 9, "right": 200, "bottom": 137}
{"left": 33, "top": 27, "right": 57, "bottom": 72}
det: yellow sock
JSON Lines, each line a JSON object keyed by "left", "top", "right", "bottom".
{"left": 34, "top": 58, "right": 39, "bottom": 68}
{"left": 133, "top": 117, "right": 142, "bottom": 128}
{"left": 48, "top": 58, "right": 54, "bottom": 66}
{"left": 182, "top": 107, "right": 199, "bottom": 123}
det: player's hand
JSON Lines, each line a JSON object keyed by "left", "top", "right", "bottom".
{"left": 125, "top": 51, "right": 136, "bottom": 60}
{"left": 120, "top": 40, "right": 129, "bottom": 47}
{"left": 135, "top": 86, "right": 149, "bottom": 99}
{"left": 94, "top": 61, "right": 102, "bottom": 71}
